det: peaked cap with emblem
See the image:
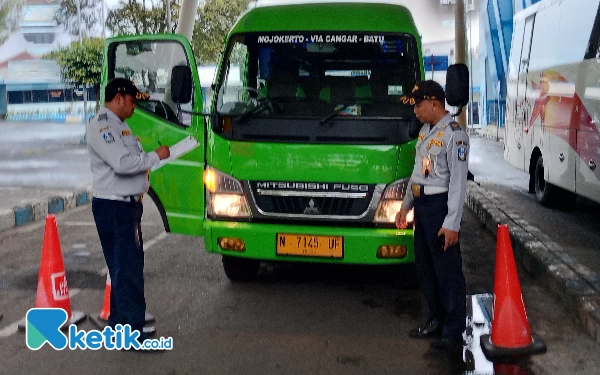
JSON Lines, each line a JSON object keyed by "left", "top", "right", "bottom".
{"left": 401, "top": 80, "right": 446, "bottom": 105}
{"left": 105, "top": 78, "right": 150, "bottom": 101}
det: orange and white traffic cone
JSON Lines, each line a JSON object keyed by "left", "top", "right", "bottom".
{"left": 89, "top": 272, "right": 156, "bottom": 334}
{"left": 89, "top": 272, "right": 112, "bottom": 327}
{"left": 18, "top": 215, "right": 86, "bottom": 331}
{"left": 480, "top": 224, "right": 546, "bottom": 360}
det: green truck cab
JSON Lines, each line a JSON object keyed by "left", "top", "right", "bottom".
{"left": 103, "top": 2, "right": 430, "bottom": 281}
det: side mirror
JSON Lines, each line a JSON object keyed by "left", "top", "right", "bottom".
{"left": 171, "top": 65, "right": 192, "bottom": 104}
{"left": 445, "top": 64, "right": 469, "bottom": 107}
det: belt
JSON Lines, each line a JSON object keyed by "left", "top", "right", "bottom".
{"left": 411, "top": 184, "right": 449, "bottom": 198}
{"left": 93, "top": 193, "right": 143, "bottom": 203}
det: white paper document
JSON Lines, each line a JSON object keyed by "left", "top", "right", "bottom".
{"left": 151, "top": 135, "right": 200, "bottom": 171}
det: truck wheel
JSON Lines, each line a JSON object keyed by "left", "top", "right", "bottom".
{"left": 558, "top": 189, "right": 577, "bottom": 209}
{"left": 534, "top": 156, "right": 558, "bottom": 207}
{"left": 222, "top": 256, "right": 259, "bottom": 282}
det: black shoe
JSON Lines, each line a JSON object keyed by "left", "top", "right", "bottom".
{"left": 408, "top": 319, "right": 443, "bottom": 339}
{"left": 430, "top": 336, "right": 463, "bottom": 353}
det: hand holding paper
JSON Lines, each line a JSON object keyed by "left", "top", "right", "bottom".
{"left": 151, "top": 136, "right": 200, "bottom": 171}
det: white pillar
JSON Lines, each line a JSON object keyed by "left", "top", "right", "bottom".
{"left": 76, "top": 0, "right": 82, "bottom": 44}
{"left": 101, "top": 1, "right": 106, "bottom": 39}
{"left": 176, "top": 0, "right": 200, "bottom": 41}
{"left": 76, "top": 0, "right": 88, "bottom": 124}
{"left": 166, "top": 0, "right": 172, "bottom": 33}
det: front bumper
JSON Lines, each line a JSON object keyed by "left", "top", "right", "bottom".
{"left": 204, "top": 221, "right": 414, "bottom": 265}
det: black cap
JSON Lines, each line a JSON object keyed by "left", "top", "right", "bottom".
{"left": 105, "top": 78, "right": 149, "bottom": 101}
{"left": 401, "top": 80, "right": 446, "bottom": 105}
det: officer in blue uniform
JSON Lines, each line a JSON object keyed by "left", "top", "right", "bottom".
{"left": 88, "top": 78, "right": 170, "bottom": 342}
{"left": 396, "top": 80, "right": 469, "bottom": 351}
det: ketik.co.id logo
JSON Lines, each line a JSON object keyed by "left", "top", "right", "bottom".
{"left": 26, "top": 308, "right": 69, "bottom": 350}
{"left": 26, "top": 308, "right": 173, "bottom": 350}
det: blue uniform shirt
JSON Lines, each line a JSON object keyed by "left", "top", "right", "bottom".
{"left": 401, "top": 112, "right": 470, "bottom": 231}
{"left": 87, "top": 108, "right": 160, "bottom": 197}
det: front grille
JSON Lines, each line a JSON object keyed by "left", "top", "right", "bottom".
{"left": 266, "top": 196, "right": 366, "bottom": 216}
{"left": 248, "top": 181, "right": 376, "bottom": 218}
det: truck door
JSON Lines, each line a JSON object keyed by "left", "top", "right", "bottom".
{"left": 105, "top": 35, "right": 205, "bottom": 235}
{"left": 514, "top": 15, "right": 534, "bottom": 171}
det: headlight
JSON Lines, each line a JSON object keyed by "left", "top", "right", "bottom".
{"left": 373, "top": 178, "right": 414, "bottom": 225}
{"left": 203, "top": 167, "right": 251, "bottom": 219}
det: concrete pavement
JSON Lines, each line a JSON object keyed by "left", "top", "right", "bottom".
{"left": 465, "top": 131, "right": 600, "bottom": 342}
{"left": 2, "top": 198, "right": 599, "bottom": 373}
{"left": 3, "top": 181, "right": 598, "bottom": 344}
{"left": 466, "top": 181, "right": 600, "bottom": 343}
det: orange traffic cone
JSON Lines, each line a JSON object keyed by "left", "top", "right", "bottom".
{"left": 89, "top": 272, "right": 156, "bottom": 334}
{"left": 18, "top": 215, "right": 86, "bottom": 331}
{"left": 100, "top": 272, "right": 112, "bottom": 320}
{"left": 480, "top": 224, "right": 546, "bottom": 360}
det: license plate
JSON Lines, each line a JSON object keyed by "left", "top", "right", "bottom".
{"left": 276, "top": 233, "right": 343, "bottom": 258}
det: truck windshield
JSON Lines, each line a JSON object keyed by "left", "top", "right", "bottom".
{"left": 214, "top": 32, "right": 420, "bottom": 144}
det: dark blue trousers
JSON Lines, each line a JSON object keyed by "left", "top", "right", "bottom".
{"left": 413, "top": 193, "right": 466, "bottom": 339}
{"left": 92, "top": 198, "right": 146, "bottom": 333}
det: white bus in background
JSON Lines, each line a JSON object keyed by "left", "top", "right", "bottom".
{"left": 504, "top": 0, "right": 600, "bottom": 207}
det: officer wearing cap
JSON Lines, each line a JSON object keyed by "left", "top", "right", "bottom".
{"left": 88, "top": 78, "right": 170, "bottom": 341}
{"left": 396, "top": 80, "right": 469, "bottom": 351}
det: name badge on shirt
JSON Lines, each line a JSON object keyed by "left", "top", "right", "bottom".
{"left": 422, "top": 155, "right": 432, "bottom": 177}
{"left": 102, "top": 131, "right": 115, "bottom": 144}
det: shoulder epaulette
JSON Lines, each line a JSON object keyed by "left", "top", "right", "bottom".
{"left": 98, "top": 113, "right": 108, "bottom": 121}
{"left": 450, "top": 121, "right": 462, "bottom": 131}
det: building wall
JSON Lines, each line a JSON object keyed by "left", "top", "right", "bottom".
{"left": 0, "top": 0, "right": 76, "bottom": 121}
{"left": 477, "top": 0, "right": 545, "bottom": 127}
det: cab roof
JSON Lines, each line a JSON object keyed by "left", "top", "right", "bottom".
{"left": 230, "top": 2, "right": 420, "bottom": 35}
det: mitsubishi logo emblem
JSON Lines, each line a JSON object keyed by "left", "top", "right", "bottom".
{"left": 303, "top": 199, "right": 321, "bottom": 215}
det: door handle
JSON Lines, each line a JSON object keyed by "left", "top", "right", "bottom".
{"left": 559, "top": 153, "right": 565, "bottom": 162}
{"left": 590, "top": 160, "right": 597, "bottom": 171}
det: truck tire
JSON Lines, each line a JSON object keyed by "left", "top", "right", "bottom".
{"left": 558, "top": 189, "right": 577, "bottom": 209}
{"left": 534, "top": 156, "right": 558, "bottom": 207}
{"left": 222, "top": 255, "right": 260, "bottom": 282}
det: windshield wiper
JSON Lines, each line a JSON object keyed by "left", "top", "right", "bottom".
{"left": 319, "top": 104, "right": 352, "bottom": 126}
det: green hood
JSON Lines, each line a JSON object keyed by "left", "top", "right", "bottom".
{"left": 228, "top": 142, "right": 406, "bottom": 184}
